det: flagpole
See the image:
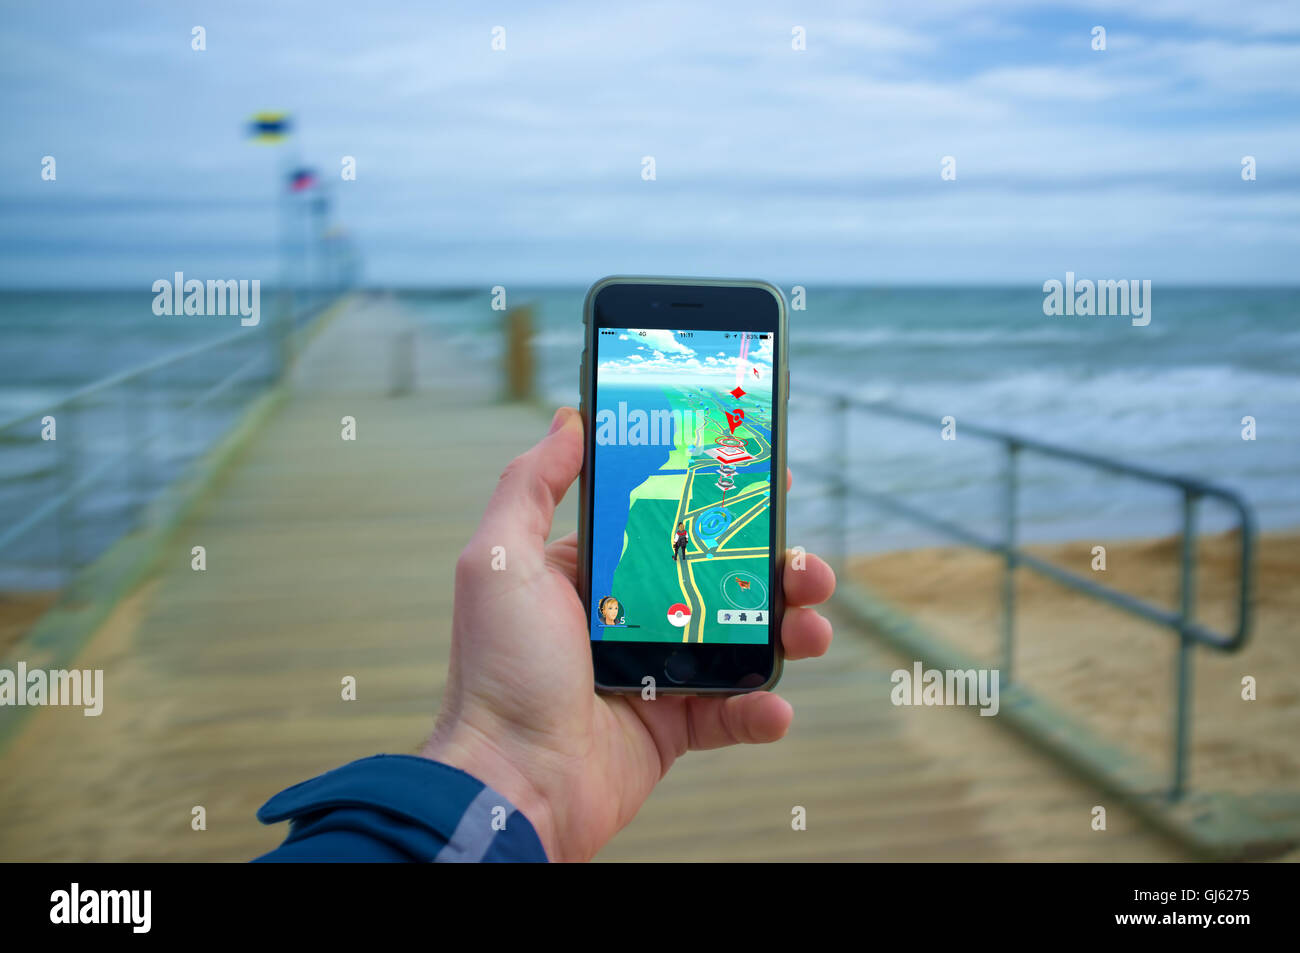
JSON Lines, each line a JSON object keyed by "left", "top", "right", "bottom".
{"left": 247, "top": 112, "right": 305, "bottom": 380}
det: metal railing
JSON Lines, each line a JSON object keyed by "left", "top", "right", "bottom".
{"left": 795, "top": 385, "right": 1256, "bottom": 801}
{"left": 0, "top": 296, "right": 340, "bottom": 592}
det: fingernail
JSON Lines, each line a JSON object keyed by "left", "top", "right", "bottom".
{"left": 548, "top": 408, "right": 566, "bottom": 435}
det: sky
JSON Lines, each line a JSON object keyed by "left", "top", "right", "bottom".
{"left": 598, "top": 329, "right": 775, "bottom": 387}
{"left": 1, "top": 0, "right": 1298, "bottom": 286}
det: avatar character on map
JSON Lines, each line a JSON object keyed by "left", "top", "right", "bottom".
{"left": 672, "top": 521, "right": 688, "bottom": 561}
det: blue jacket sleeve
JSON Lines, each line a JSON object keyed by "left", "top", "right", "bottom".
{"left": 253, "top": 753, "right": 548, "bottom": 862}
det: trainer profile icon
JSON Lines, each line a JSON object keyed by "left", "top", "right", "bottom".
{"left": 598, "top": 596, "right": 625, "bottom": 626}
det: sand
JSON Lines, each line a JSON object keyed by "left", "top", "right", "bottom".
{"left": 847, "top": 530, "right": 1300, "bottom": 798}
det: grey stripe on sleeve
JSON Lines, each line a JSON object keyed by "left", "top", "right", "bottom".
{"left": 434, "top": 786, "right": 515, "bottom": 863}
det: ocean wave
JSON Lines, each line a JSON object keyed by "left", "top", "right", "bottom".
{"left": 787, "top": 325, "right": 1169, "bottom": 348}
{"left": 815, "top": 364, "right": 1299, "bottom": 414}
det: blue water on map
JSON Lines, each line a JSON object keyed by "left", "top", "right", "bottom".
{"left": 588, "top": 383, "right": 673, "bottom": 640}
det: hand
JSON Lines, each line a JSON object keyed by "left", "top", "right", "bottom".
{"left": 422, "top": 406, "right": 836, "bottom": 861}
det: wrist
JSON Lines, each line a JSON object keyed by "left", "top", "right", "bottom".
{"left": 420, "top": 719, "right": 561, "bottom": 861}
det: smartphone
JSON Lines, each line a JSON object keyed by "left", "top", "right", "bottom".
{"left": 577, "top": 276, "right": 788, "bottom": 694}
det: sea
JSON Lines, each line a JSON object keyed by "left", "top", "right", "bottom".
{"left": 2, "top": 286, "right": 1297, "bottom": 587}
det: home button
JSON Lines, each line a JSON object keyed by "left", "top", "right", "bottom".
{"left": 664, "top": 650, "right": 696, "bottom": 685}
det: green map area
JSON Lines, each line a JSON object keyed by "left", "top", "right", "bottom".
{"left": 604, "top": 383, "right": 773, "bottom": 644}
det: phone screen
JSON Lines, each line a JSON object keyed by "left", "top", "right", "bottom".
{"left": 590, "top": 327, "right": 775, "bottom": 645}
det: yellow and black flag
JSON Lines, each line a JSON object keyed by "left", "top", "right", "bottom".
{"left": 248, "top": 112, "right": 291, "bottom": 143}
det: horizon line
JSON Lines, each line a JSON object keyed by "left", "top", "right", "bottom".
{"left": 3, "top": 281, "right": 1300, "bottom": 293}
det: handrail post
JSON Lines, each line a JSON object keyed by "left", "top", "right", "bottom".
{"left": 1001, "top": 441, "right": 1019, "bottom": 685}
{"left": 502, "top": 304, "right": 536, "bottom": 402}
{"left": 1172, "top": 489, "right": 1199, "bottom": 801}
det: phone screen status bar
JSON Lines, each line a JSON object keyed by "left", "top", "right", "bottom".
{"left": 596, "top": 330, "right": 769, "bottom": 338}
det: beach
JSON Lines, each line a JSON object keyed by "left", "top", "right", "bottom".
{"left": 847, "top": 530, "right": 1300, "bottom": 796}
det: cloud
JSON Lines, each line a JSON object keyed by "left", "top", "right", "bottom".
{"left": 0, "top": 0, "right": 1297, "bottom": 284}
{"left": 627, "top": 328, "right": 695, "bottom": 355}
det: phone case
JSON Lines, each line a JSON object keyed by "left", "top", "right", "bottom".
{"left": 577, "top": 275, "right": 789, "bottom": 695}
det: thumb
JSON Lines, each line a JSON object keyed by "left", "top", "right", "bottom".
{"left": 477, "top": 406, "right": 584, "bottom": 550}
